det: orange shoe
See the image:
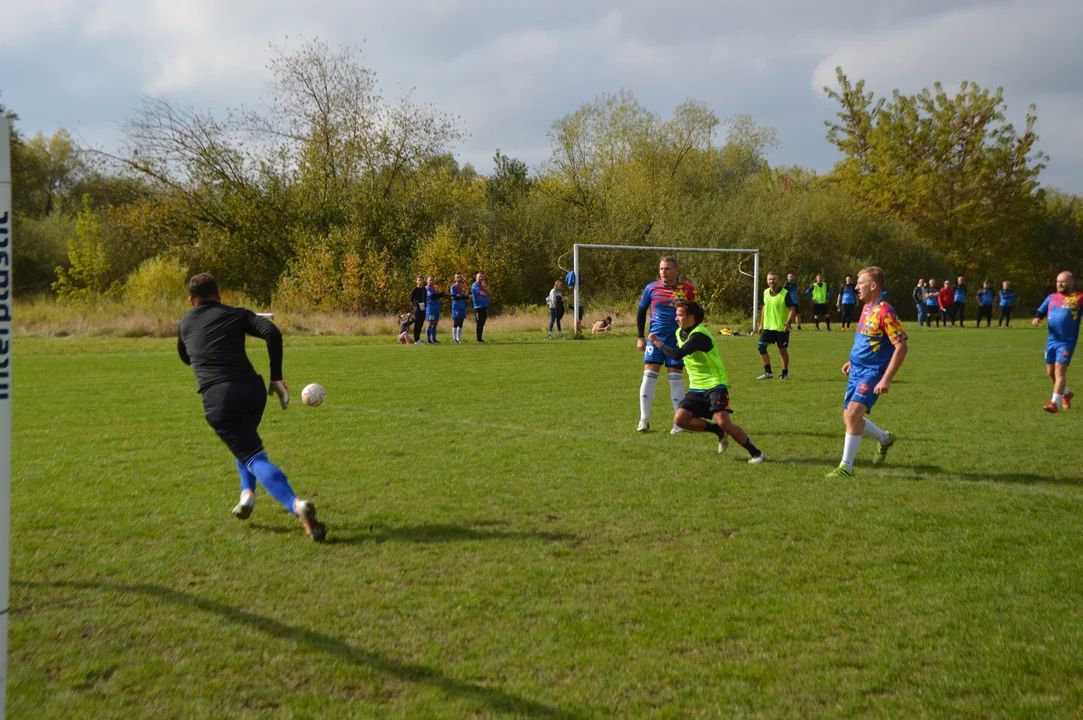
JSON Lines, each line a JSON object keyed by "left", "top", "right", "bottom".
{"left": 294, "top": 499, "right": 327, "bottom": 542}
{"left": 1043, "top": 402, "right": 1058, "bottom": 414}
{"left": 1063, "top": 391, "right": 1074, "bottom": 410}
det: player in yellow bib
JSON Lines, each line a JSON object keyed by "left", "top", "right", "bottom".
{"left": 648, "top": 301, "right": 766, "bottom": 462}
{"left": 757, "top": 271, "right": 797, "bottom": 380}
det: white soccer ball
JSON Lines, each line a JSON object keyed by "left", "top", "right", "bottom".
{"left": 301, "top": 383, "right": 325, "bottom": 407}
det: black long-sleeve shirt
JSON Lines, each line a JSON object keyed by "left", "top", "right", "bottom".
{"left": 178, "top": 302, "right": 283, "bottom": 393}
{"left": 654, "top": 326, "right": 714, "bottom": 359}
{"left": 410, "top": 287, "right": 427, "bottom": 314}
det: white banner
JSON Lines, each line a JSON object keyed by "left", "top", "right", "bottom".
{"left": 0, "top": 115, "right": 13, "bottom": 720}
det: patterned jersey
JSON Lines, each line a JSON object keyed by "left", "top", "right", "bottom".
{"left": 1037, "top": 292, "right": 1082, "bottom": 345}
{"left": 850, "top": 301, "right": 907, "bottom": 372}
{"left": 977, "top": 288, "right": 994, "bottom": 306}
{"left": 639, "top": 280, "right": 698, "bottom": 335}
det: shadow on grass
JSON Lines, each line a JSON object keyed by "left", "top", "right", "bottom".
{"left": 20, "top": 580, "right": 585, "bottom": 720}
{"left": 767, "top": 457, "right": 1083, "bottom": 487}
{"left": 327, "top": 523, "right": 581, "bottom": 546}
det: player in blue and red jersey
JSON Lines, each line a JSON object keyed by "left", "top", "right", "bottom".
{"left": 827, "top": 266, "right": 909, "bottom": 477}
{"left": 636, "top": 256, "right": 698, "bottom": 434}
{"left": 1033, "top": 271, "right": 1080, "bottom": 413}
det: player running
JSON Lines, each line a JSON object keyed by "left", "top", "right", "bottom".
{"left": 648, "top": 301, "right": 766, "bottom": 463}
{"left": 1033, "top": 271, "right": 1081, "bottom": 413}
{"left": 636, "top": 256, "right": 698, "bottom": 434}
{"left": 757, "top": 271, "right": 797, "bottom": 380}
{"left": 827, "top": 266, "right": 908, "bottom": 478}
{"left": 177, "top": 273, "right": 325, "bottom": 541}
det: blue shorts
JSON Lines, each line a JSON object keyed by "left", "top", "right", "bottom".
{"left": 1046, "top": 341, "right": 1075, "bottom": 365}
{"left": 644, "top": 333, "right": 684, "bottom": 368}
{"left": 844, "top": 368, "right": 885, "bottom": 413}
{"left": 426, "top": 312, "right": 439, "bottom": 322}
{"left": 452, "top": 311, "right": 466, "bottom": 321}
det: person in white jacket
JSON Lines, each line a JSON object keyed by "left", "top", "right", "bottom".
{"left": 546, "top": 280, "right": 566, "bottom": 337}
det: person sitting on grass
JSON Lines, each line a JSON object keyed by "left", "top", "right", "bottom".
{"left": 592, "top": 316, "right": 613, "bottom": 334}
{"left": 398, "top": 312, "right": 415, "bottom": 344}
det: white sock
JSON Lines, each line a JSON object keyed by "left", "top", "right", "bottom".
{"left": 456, "top": 327, "right": 461, "bottom": 342}
{"left": 861, "top": 418, "right": 888, "bottom": 444}
{"left": 1053, "top": 393, "right": 1063, "bottom": 404}
{"left": 640, "top": 371, "right": 658, "bottom": 422}
{"left": 841, "top": 433, "right": 862, "bottom": 471}
{"left": 668, "top": 372, "right": 686, "bottom": 415}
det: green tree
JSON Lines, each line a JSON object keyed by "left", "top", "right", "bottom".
{"left": 824, "top": 68, "right": 1046, "bottom": 276}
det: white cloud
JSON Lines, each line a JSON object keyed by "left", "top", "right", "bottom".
{"left": 2, "top": 0, "right": 1081, "bottom": 190}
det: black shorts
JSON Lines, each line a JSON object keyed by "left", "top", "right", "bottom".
{"left": 759, "top": 329, "right": 790, "bottom": 348}
{"left": 678, "top": 388, "right": 732, "bottom": 419}
{"left": 813, "top": 303, "right": 828, "bottom": 315}
{"left": 201, "top": 376, "right": 267, "bottom": 462}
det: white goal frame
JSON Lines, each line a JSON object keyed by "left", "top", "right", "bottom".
{"left": 571, "top": 244, "right": 761, "bottom": 335}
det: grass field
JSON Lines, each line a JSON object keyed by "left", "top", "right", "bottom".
{"left": 9, "top": 323, "right": 1083, "bottom": 718}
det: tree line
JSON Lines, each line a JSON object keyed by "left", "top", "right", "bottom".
{"left": 4, "top": 40, "right": 1080, "bottom": 320}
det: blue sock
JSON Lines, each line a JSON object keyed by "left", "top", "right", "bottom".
{"left": 244, "top": 452, "right": 298, "bottom": 513}
{"left": 236, "top": 459, "right": 256, "bottom": 494}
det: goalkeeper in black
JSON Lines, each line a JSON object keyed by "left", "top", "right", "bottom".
{"left": 178, "top": 272, "right": 326, "bottom": 541}
{"left": 648, "top": 301, "right": 766, "bottom": 463}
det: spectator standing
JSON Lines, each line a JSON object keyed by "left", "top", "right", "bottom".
{"left": 998, "top": 281, "right": 1016, "bottom": 327}
{"left": 913, "top": 279, "right": 927, "bottom": 326}
{"left": 837, "top": 275, "right": 857, "bottom": 330}
{"left": 410, "top": 275, "right": 427, "bottom": 343}
{"left": 472, "top": 272, "right": 490, "bottom": 342}
{"left": 953, "top": 276, "right": 968, "bottom": 326}
{"left": 924, "top": 279, "right": 940, "bottom": 327}
{"left": 546, "top": 280, "right": 566, "bottom": 337}
{"left": 938, "top": 280, "right": 955, "bottom": 327}
{"left": 975, "top": 280, "right": 995, "bottom": 327}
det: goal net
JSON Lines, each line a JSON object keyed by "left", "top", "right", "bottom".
{"left": 570, "top": 244, "right": 761, "bottom": 335}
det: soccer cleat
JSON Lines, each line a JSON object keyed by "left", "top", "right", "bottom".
{"left": 1042, "top": 402, "right": 1058, "bottom": 414}
{"left": 637, "top": 419, "right": 650, "bottom": 433}
{"left": 826, "top": 464, "right": 853, "bottom": 478}
{"left": 872, "top": 432, "right": 895, "bottom": 465}
{"left": 548, "top": 333, "right": 555, "bottom": 339}
{"left": 756, "top": 372, "right": 773, "bottom": 380}
{"left": 718, "top": 434, "right": 729, "bottom": 454}
{"left": 1063, "top": 391, "right": 1074, "bottom": 410}
{"left": 779, "top": 374, "right": 790, "bottom": 381}
{"left": 748, "top": 453, "right": 766, "bottom": 465}
{"left": 294, "top": 499, "right": 326, "bottom": 542}
{"left": 670, "top": 426, "right": 684, "bottom": 435}
{"left": 231, "top": 491, "right": 255, "bottom": 520}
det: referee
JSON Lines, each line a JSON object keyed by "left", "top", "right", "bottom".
{"left": 178, "top": 273, "right": 326, "bottom": 541}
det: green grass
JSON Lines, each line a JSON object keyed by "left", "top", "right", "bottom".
{"left": 10, "top": 324, "right": 1083, "bottom": 718}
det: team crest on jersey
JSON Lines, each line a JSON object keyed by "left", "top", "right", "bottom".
{"left": 1062, "top": 349, "right": 1071, "bottom": 359}
{"left": 858, "top": 382, "right": 871, "bottom": 394}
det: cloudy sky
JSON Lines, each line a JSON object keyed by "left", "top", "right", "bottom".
{"left": 3, "top": 0, "right": 1081, "bottom": 192}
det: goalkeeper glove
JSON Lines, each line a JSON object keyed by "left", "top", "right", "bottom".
{"left": 269, "top": 380, "right": 289, "bottom": 410}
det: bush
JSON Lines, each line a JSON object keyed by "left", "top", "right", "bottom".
{"left": 125, "top": 256, "right": 190, "bottom": 306}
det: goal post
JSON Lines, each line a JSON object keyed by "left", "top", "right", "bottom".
{"left": 571, "top": 244, "right": 761, "bottom": 335}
